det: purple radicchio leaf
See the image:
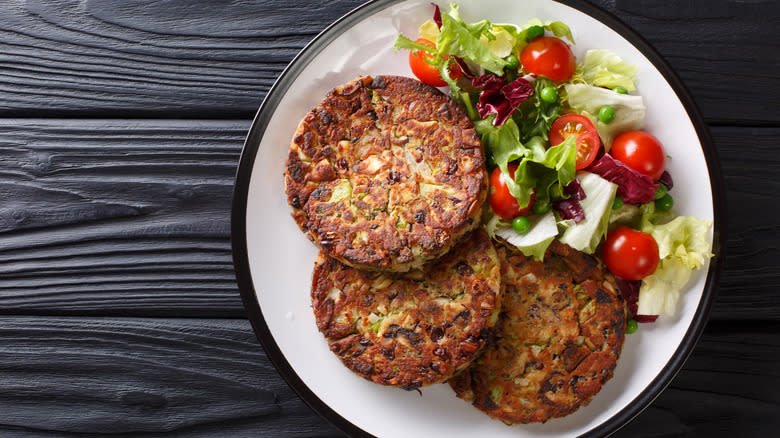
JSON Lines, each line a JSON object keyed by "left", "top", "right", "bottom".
{"left": 586, "top": 154, "right": 658, "bottom": 204}
{"left": 454, "top": 57, "right": 475, "bottom": 79}
{"left": 658, "top": 170, "right": 674, "bottom": 191}
{"left": 431, "top": 3, "right": 442, "bottom": 28}
{"left": 473, "top": 75, "right": 533, "bottom": 126}
{"left": 615, "top": 277, "right": 658, "bottom": 323}
{"left": 563, "top": 179, "right": 586, "bottom": 201}
{"left": 554, "top": 180, "right": 586, "bottom": 223}
{"left": 554, "top": 198, "right": 585, "bottom": 223}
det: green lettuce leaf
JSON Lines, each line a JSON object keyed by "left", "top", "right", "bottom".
{"left": 437, "top": 4, "right": 508, "bottom": 75}
{"left": 637, "top": 257, "right": 693, "bottom": 316}
{"left": 641, "top": 214, "right": 714, "bottom": 270}
{"left": 487, "top": 211, "right": 559, "bottom": 261}
{"left": 582, "top": 49, "right": 639, "bottom": 91}
{"left": 637, "top": 208, "right": 713, "bottom": 315}
{"left": 558, "top": 172, "right": 618, "bottom": 254}
{"left": 475, "top": 116, "right": 576, "bottom": 210}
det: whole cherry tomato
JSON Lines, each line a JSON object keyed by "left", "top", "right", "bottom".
{"left": 611, "top": 131, "right": 666, "bottom": 181}
{"left": 549, "top": 114, "right": 600, "bottom": 170}
{"left": 489, "top": 164, "right": 535, "bottom": 220}
{"left": 520, "top": 36, "right": 576, "bottom": 82}
{"left": 602, "top": 226, "right": 660, "bottom": 280}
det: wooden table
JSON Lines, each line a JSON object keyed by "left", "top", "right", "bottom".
{"left": 1, "top": 0, "right": 777, "bottom": 436}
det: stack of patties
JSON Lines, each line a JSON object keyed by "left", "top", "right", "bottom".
{"left": 285, "top": 75, "right": 499, "bottom": 388}
{"left": 283, "top": 74, "right": 628, "bottom": 422}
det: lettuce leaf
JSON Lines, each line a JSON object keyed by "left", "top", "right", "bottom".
{"left": 436, "top": 4, "right": 508, "bottom": 75}
{"left": 637, "top": 209, "right": 713, "bottom": 315}
{"left": 582, "top": 49, "right": 639, "bottom": 91}
{"left": 564, "top": 83, "right": 646, "bottom": 150}
{"left": 637, "top": 257, "right": 692, "bottom": 316}
{"left": 474, "top": 117, "right": 576, "bottom": 211}
{"left": 641, "top": 214, "right": 714, "bottom": 270}
{"left": 557, "top": 172, "right": 617, "bottom": 254}
{"left": 487, "top": 211, "right": 559, "bottom": 261}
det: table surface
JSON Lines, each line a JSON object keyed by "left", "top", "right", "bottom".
{"left": 1, "top": 0, "right": 778, "bottom": 436}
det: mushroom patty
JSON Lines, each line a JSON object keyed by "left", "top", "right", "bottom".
{"left": 286, "top": 75, "right": 487, "bottom": 272}
{"left": 311, "top": 229, "right": 501, "bottom": 390}
{"left": 449, "top": 240, "right": 627, "bottom": 424}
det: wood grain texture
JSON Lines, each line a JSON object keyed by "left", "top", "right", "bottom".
{"left": 0, "top": 317, "right": 776, "bottom": 437}
{"left": 0, "top": 316, "right": 342, "bottom": 437}
{"left": 0, "top": 119, "right": 248, "bottom": 317}
{"left": 0, "top": 0, "right": 777, "bottom": 123}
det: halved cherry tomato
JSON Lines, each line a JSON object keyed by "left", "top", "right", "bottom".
{"left": 549, "top": 114, "right": 600, "bottom": 170}
{"left": 408, "top": 38, "right": 461, "bottom": 87}
{"left": 520, "top": 36, "right": 576, "bottom": 82}
{"left": 489, "top": 164, "right": 535, "bottom": 220}
{"left": 602, "top": 226, "right": 660, "bottom": 280}
{"left": 611, "top": 131, "right": 666, "bottom": 181}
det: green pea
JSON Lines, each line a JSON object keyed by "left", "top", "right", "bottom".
{"left": 654, "top": 184, "right": 668, "bottom": 200}
{"left": 512, "top": 216, "right": 531, "bottom": 234}
{"left": 656, "top": 194, "right": 674, "bottom": 211}
{"left": 626, "top": 319, "right": 638, "bottom": 334}
{"left": 505, "top": 54, "right": 519, "bottom": 70}
{"left": 613, "top": 86, "right": 629, "bottom": 94}
{"left": 612, "top": 196, "right": 624, "bottom": 210}
{"left": 540, "top": 86, "right": 558, "bottom": 103}
{"left": 598, "top": 105, "right": 616, "bottom": 123}
{"left": 525, "top": 25, "right": 544, "bottom": 42}
{"left": 532, "top": 201, "right": 551, "bottom": 215}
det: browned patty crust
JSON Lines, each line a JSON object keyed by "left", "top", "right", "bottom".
{"left": 311, "top": 229, "right": 502, "bottom": 390}
{"left": 286, "top": 75, "right": 487, "bottom": 271}
{"left": 449, "top": 240, "right": 627, "bottom": 424}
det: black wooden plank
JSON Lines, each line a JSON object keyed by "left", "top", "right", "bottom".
{"left": 0, "top": 119, "right": 248, "bottom": 317}
{"left": 0, "top": 0, "right": 776, "bottom": 123}
{"left": 0, "top": 119, "right": 777, "bottom": 322}
{"left": 0, "top": 316, "right": 776, "bottom": 437}
{"left": 0, "top": 316, "right": 341, "bottom": 437}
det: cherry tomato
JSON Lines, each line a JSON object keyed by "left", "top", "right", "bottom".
{"left": 489, "top": 164, "right": 535, "bottom": 220}
{"left": 611, "top": 131, "right": 666, "bottom": 181}
{"left": 549, "top": 114, "right": 600, "bottom": 170}
{"left": 408, "top": 38, "right": 461, "bottom": 87}
{"left": 519, "top": 36, "right": 576, "bottom": 82}
{"left": 602, "top": 226, "right": 660, "bottom": 280}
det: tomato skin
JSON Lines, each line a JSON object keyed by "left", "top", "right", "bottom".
{"left": 602, "top": 226, "right": 660, "bottom": 280}
{"left": 611, "top": 131, "right": 666, "bottom": 181}
{"left": 549, "top": 114, "right": 600, "bottom": 170}
{"left": 489, "top": 164, "right": 535, "bottom": 220}
{"left": 520, "top": 37, "right": 576, "bottom": 82}
{"left": 408, "top": 38, "right": 461, "bottom": 87}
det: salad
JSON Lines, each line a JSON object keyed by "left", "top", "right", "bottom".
{"left": 394, "top": 3, "right": 712, "bottom": 328}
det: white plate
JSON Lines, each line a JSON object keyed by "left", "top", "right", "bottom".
{"left": 231, "top": 1, "right": 725, "bottom": 436}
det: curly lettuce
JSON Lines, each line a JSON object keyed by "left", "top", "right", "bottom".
{"left": 582, "top": 49, "right": 638, "bottom": 91}
{"left": 637, "top": 204, "right": 713, "bottom": 315}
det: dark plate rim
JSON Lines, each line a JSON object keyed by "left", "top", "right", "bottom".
{"left": 230, "top": 1, "right": 727, "bottom": 437}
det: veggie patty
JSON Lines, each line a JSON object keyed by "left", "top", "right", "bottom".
{"left": 285, "top": 75, "right": 487, "bottom": 272}
{"left": 449, "top": 240, "right": 627, "bottom": 423}
{"left": 311, "top": 229, "right": 501, "bottom": 390}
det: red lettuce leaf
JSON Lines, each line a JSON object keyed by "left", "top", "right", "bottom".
{"left": 554, "top": 198, "right": 585, "bottom": 222}
{"left": 554, "top": 180, "right": 586, "bottom": 223}
{"left": 586, "top": 154, "right": 658, "bottom": 204}
{"left": 473, "top": 75, "right": 533, "bottom": 126}
{"left": 431, "top": 2, "right": 442, "bottom": 28}
{"left": 659, "top": 170, "right": 674, "bottom": 190}
{"left": 563, "top": 179, "right": 586, "bottom": 200}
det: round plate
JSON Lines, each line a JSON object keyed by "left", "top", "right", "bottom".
{"left": 231, "top": 1, "right": 726, "bottom": 436}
